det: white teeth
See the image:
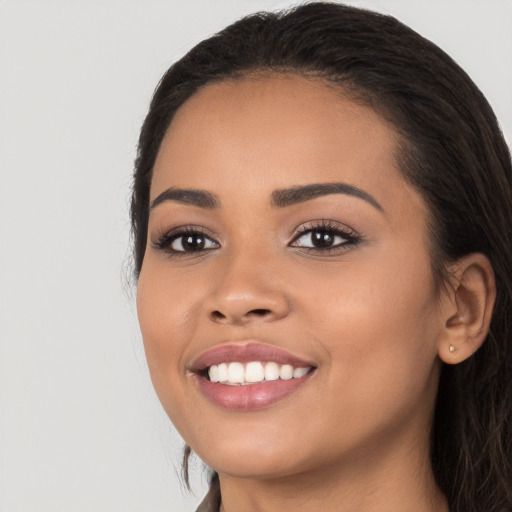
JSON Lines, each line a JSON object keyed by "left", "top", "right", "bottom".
{"left": 264, "top": 362, "right": 280, "bottom": 381}
{"left": 279, "top": 364, "right": 294, "bottom": 380}
{"left": 293, "top": 367, "right": 309, "bottom": 378}
{"left": 207, "top": 361, "right": 311, "bottom": 384}
{"left": 218, "top": 363, "right": 228, "bottom": 382}
{"left": 227, "top": 362, "right": 245, "bottom": 384}
{"left": 245, "top": 361, "right": 264, "bottom": 383}
{"left": 209, "top": 364, "right": 219, "bottom": 382}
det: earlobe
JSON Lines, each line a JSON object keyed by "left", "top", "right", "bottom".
{"left": 438, "top": 253, "right": 496, "bottom": 365}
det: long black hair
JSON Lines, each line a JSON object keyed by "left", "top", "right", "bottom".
{"left": 131, "top": 3, "right": 512, "bottom": 511}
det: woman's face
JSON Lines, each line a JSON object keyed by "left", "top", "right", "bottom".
{"left": 137, "top": 75, "right": 445, "bottom": 479}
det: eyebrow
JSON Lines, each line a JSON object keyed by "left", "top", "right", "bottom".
{"left": 271, "top": 182, "right": 384, "bottom": 212}
{"left": 150, "top": 188, "right": 220, "bottom": 210}
{"left": 150, "top": 182, "right": 383, "bottom": 213}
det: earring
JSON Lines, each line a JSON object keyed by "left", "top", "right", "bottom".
{"left": 449, "top": 345, "right": 456, "bottom": 353}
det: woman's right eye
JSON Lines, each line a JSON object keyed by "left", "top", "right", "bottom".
{"left": 155, "top": 229, "right": 220, "bottom": 255}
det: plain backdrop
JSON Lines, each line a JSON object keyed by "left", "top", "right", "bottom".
{"left": 0, "top": 1, "right": 510, "bottom": 511}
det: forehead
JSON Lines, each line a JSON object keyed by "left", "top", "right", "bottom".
{"left": 151, "top": 74, "right": 407, "bottom": 203}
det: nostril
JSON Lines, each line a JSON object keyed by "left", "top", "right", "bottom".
{"left": 249, "top": 309, "right": 272, "bottom": 316}
{"left": 209, "top": 308, "right": 273, "bottom": 324}
{"left": 211, "top": 310, "right": 227, "bottom": 321}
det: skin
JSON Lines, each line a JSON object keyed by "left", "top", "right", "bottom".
{"left": 136, "top": 74, "right": 494, "bottom": 511}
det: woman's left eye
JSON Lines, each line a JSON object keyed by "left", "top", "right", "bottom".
{"left": 290, "top": 224, "right": 358, "bottom": 251}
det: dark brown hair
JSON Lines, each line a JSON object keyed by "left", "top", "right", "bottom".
{"left": 131, "top": 3, "right": 512, "bottom": 510}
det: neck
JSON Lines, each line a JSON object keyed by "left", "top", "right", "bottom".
{"left": 217, "top": 430, "right": 448, "bottom": 512}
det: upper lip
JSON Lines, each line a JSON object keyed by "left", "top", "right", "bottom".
{"left": 189, "top": 341, "right": 316, "bottom": 372}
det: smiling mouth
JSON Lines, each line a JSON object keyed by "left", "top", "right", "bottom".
{"left": 205, "top": 361, "right": 313, "bottom": 385}
{"left": 191, "top": 341, "right": 317, "bottom": 409}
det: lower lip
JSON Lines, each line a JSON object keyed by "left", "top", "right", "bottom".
{"left": 195, "top": 373, "right": 314, "bottom": 410}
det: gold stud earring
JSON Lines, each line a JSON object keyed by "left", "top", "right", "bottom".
{"left": 449, "top": 345, "right": 456, "bottom": 353}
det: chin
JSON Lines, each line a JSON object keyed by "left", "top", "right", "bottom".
{"left": 202, "top": 449, "right": 306, "bottom": 480}
{"left": 184, "top": 422, "right": 312, "bottom": 479}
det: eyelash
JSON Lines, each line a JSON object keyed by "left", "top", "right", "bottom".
{"left": 153, "top": 226, "right": 219, "bottom": 257}
{"left": 153, "top": 221, "right": 360, "bottom": 257}
{"left": 289, "top": 220, "right": 360, "bottom": 253}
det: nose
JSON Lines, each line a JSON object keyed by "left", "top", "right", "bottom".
{"left": 206, "top": 252, "right": 290, "bottom": 326}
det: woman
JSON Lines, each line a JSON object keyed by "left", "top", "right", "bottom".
{"left": 131, "top": 3, "right": 512, "bottom": 511}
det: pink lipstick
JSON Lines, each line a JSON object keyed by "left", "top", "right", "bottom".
{"left": 190, "top": 342, "right": 315, "bottom": 410}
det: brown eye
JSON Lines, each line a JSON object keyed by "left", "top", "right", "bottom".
{"left": 309, "top": 230, "right": 338, "bottom": 248}
{"left": 170, "top": 232, "right": 218, "bottom": 252}
{"left": 292, "top": 229, "right": 348, "bottom": 249}
{"left": 154, "top": 227, "right": 220, "bottom": 256}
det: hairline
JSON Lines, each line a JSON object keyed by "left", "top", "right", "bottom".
{"left": 143, "top": 68, "right": 450, "bottom": 291}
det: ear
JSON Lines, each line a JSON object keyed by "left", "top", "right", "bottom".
{"left": 438, "top": 253, "right": 496, "bottom": 365}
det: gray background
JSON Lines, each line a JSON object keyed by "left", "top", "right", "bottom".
{"left": 1, "top": 1, "right": 510, "bottom": 511}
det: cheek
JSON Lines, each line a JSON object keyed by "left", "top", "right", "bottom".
{"left": 136, "top": 262, "right": 194, "bottom": 383}
{"left": 276, "top": 262, "right": 442, "bottom": 467}
{"left": 136, "top": 264, "right": 206, "bottom": 436}
{"left": 297, "top": 252, "right": 441, "bottom": 408}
